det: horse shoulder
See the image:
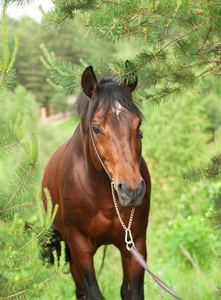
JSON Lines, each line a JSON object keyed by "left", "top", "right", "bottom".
{"left": 42, "top": 139, "right": 71, "bottom": 217}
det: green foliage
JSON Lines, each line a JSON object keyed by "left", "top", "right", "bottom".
{"left": 164, "top": 215, "right": 218, "bottom": 268}
{"left": 0, "top": 110, "right": 63, "bottom": 298}
{"left": 40, "top": 41, "right": 79, "bottom": 94}
{"left": 181, "top": 154, "right": 221, "bottom": 182}
{"left": 5, "top": 15, "right": 115, "bottom": 107}
{"left": 0, "top": 3, "right": 67, "bottom": 299}
{"left": 0, "top": 2, "right": 18, "bottom": 94}
{"left": 0, "top": 0, "right": 33, "bottom": 6}
{"left": 178, "top": 182, "right": 221, "bottom": 219}
{"left": 142, "top": 92, "right": 210, "bottom": 192}
{"left": 41, "top": 0, "right": 221, "bottom": 102}
{"left": 206, "top": 193, "right": 221, "bottom": 233}
{"left": 0, "top": 107, "right": 62, "bottom": 299}
{"left": 0, "top": 85, "right": 39, "bottom": 127}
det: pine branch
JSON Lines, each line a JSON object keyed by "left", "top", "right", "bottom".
{"left": 21, "top": 228, "right": 47, "bottom": 249}
{"left": 1, "top": 241, "right": 66, "bottom": 300}
{"left": 206, "top": 193, "right": 221, "bottom": 231}
{"left": 155, "top": 21, "right": 209, "bottom": 60}
{"left": 40, "top": 0, "right": 221, "bottom": 102}
{"left": 0, "top": 140, "right": 20, "bottom": 151}
{"left": 115, "top": 20, "right": 210, "bottom": 79}
{"left": 0, "top": 3, "right": 18, "bottom": 90}
{"left": 0, "top": 200, "right": 35, "bottom": 213}
{"left": 0, "top": 70, "right": 6, "bottom": 86}
{"left": 0, "top": 131, "right": 14, "bottom": 142}
{"left": 1, "top": 272, "right": 59, "bottom": 300}
{"left": 5, "top": 163, "right": 34, "bottom": 208}
{"left": 0, "top": 2, "right": 66, "bottom": 298}
{"left": 181, "top": 154, "right": 221, "bottom": 182}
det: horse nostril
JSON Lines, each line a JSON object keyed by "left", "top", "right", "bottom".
{"left": 117, "top": 182, "right": 131, "bottom": 197}
{"left": 118, "top": 183, "right": 123, "bottom": 190}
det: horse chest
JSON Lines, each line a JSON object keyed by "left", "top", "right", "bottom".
{"left": 64, "top": 198, "right": 127, "bottom": 241}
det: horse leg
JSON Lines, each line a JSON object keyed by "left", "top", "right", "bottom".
{"left": 70, "top": 260, "right": 86, "bottom": 299}
{"left": 120, "top": 236, "right": 146, "bottom": 300}
{"left": 68, "top": 230, "right": 104, "bottom": 300}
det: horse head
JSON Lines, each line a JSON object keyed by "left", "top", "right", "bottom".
{"left": 80, "top": 66, "right": 146, "bottom": 208}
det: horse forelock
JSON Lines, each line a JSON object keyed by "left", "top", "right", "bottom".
{"left": 76, "top": 76, "right": 142, "bottom": 126}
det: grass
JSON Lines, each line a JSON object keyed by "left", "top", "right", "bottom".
{"left": 41, "top": 242, "right": 219, "bottom": 299}
{"left": 56, "top": 117, "right": 80, "bottom": 134}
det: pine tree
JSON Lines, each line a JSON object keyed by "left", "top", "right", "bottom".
{"left": 0, "top": 1, "right": 65, "bottom": 298}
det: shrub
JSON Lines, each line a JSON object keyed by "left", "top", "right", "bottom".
{"left": 164, "top": 215, "right": 218, "bottom": 268}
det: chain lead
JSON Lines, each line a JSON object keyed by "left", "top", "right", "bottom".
{"left": 111, "top": 180, "right": 135, "bottom": 250}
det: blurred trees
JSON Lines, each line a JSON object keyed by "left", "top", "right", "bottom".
{"left": 6, "top": 14, "right": 115, "bottom": 108}
{"left": 142, "top": 92, "right": 220, "bottom": 277}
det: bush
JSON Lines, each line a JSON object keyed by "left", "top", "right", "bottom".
{"left": 164, "top": 215, "right": 218, "bottom": 268}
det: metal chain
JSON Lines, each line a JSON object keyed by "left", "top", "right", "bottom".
{"left": 111, "top": 179, "right": 135, "bottom": 231}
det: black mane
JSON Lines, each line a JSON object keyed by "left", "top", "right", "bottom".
{"left": 76, "top": 76, "right": 142, "bottom": 124}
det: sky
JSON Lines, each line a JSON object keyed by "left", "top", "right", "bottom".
{"left": 4, "top": 0, "right": 54, "bottom": 23}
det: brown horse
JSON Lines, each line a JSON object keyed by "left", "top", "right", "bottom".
{"left": 42, "top": 66, "right": 151, "bottom": 300}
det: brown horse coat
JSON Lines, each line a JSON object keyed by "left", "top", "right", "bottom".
{"left": 42, "top": 66, "right": 151, "bottom": 300}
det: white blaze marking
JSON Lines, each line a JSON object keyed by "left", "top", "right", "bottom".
{"left": 112, "top": 101, "right": 122, "bottom": 119}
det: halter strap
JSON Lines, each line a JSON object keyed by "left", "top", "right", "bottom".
{"left": 89, "top": 123, "right": 112, "bottom": 181}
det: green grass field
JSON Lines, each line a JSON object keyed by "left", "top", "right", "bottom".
{"left": 41, "top": 243, "right": 219, "bottom": 300}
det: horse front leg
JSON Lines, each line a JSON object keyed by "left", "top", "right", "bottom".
{"left": 120, "top": 236, "right": 146, "bottom": 300}
{"left": 68, "top": 229, "right": 104, "bottom": 300}
{"left": 70, "top": 260, "right": 86, "bottom": 299}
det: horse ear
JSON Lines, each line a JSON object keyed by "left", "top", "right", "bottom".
{"left": 81, "top": 66, "right": 98, "bottom": 98}
{"left": 123, "top": 79, "right": 138, "bottom": 94}
{"left": 122, "top": 60, "right": 138, "bottom": 94}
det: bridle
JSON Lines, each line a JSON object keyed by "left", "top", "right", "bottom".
{"left": 89, "top": 122, "right": 143, "bottom": 250}
{"left": 89, "top": 123, "right": 112, "bottom": 181}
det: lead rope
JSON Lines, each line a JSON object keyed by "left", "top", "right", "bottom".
{"left": 110, "top": 179, "right": 184, "bottom": 300}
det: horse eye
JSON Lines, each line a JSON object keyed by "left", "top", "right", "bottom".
{"left": 139, "top": 129, "right": 143, "bottom": 139}
{"left": 92, "top": 124, "right": 102, "bottom": 135}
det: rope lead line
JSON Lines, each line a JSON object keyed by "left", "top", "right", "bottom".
{"left": 130, "top": 246, "right": 184, "bottom": 300}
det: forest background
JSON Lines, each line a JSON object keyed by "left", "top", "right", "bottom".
{"left": 0, "top": 1, "right": 221, "bottom": 299}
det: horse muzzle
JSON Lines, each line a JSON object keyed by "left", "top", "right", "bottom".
{"left": 116, "top": 179, "right": 146, "bottom": 208}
